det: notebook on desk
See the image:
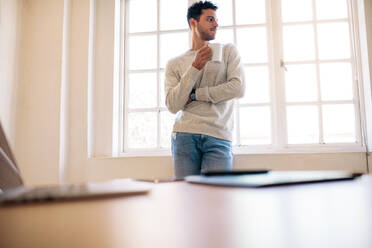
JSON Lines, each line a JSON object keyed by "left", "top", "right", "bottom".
{"left": 185, "top": 170, "right": 361, "bottom": 187}
{"left": 0, "top": 121, "right": 151, "bottom": 204}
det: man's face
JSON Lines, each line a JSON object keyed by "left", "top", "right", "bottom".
{"left": 195, "top": 9, "right": 218, "bottom": 41}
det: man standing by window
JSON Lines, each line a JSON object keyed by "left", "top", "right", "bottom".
{"left": 165, "top": 1, "right": 245, "bottom": 179}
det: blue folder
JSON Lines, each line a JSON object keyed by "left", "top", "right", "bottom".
{"left": 185, "top": 171, "right": 361, "bottom": 187}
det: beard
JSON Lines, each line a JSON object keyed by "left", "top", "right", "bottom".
{"left": 196, "top": 23, "right": 216, "bottom": 41}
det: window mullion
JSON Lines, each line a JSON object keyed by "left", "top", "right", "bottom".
{"left": 231, "top": 0, "right": 241, "bottom": 146}
{"left": 157, "top": 0, "right": 161, "bottom": 149}
{"left": 312, "top": 0, "right": 324, "bottom": 144}
{"left": 118, "top": 0, "right": 126, "bottom": 154}
{"left": 348, "top": 0, "right": 364, "bottom": 145}
{"left": 270, "top": 0, "right": 287, "bottom": 148}
{"left": 123, "top": 0, "right": 130, "bottom": 153}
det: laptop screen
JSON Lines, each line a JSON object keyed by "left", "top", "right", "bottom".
{"left": 0, "top": 121, "right": 23, "bottom": 190}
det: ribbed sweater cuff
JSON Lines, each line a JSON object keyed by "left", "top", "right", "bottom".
{"left": 195, "top": 87, "right": 209, "bottom": 102}
{"left": 187, "top": 66, "right": 203, "bottom": 86}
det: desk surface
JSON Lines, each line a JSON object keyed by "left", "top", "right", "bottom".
{"left": 1, "top": 176, "right": 372, "bottom": 248}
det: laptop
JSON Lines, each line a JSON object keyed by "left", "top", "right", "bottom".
{"left": 0, "top": 121, "right": 151, "bottom": 204}
{"left": 185, "top": 169, "right": 362, "bottom": 187}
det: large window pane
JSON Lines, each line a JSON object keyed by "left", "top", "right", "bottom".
{"left": 160, "top": 111, "right": 175, "bottom": 148}
{"left": 317, "top": 22, "right": 350, "bottom": 60}
{"left": 287, "top": 106, "right": 319, "bottom": 144}
{"left": 237, "top": 27, "right": 268, "bottom": 63}
{"left": 236, "top": 0, "right": 266, "bottom": 25}
{"left": 129, "top": 35, "right": 157, "bottom": 70}
{"left": 128, "top": 72, "right": 157, "bottom": 109}
{"left": 282, "top": 0, "right": 313, "bottom": 23}
{"left": 128, "top": 0, "right": 157, "bottom": 33}
{"left": 319, "top": 63, "right": 353, "bottom": 101}
{"left": 285, "top": 64, "right": 317, "bottom": 102}
{"left": 213, "top": 0, "right": 233, "bottom": 26}
{"left": 160, "top": 32, "right": 189, "bottom": 68}
{"left": 214, "top": 28, "right": 234, "bottom": 45}
{"left": 322, "top": 104, "right": 356, "bottom": 143}
{"left": 316, "top": 0, "right": 348, "bottom": 20}
{"left": 128, "top": 112, "right": 157, "bottom": 149}
{"left": 283, "top": 24, "right": 315, "bottom": 61}
{"left": 160, "top": 0, "right": 188, "bottom": 30}
{"left": 240, "top": 107, "right": 271, "bottom": 145}
{"left": 240, "top": 66, "right": 270, "bottom": 104}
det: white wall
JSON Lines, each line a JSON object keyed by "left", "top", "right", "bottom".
{"left": 365, "top": 0, "right": 372, "bottom": 100}
{"left": 364, "top": 0, "right": 372, "bottom": 170}
{"left": 358, "top": 0, "right": 372, "bottom": 171}
{"left": 360, "top": 0, "right": 372, "bottom": 153}
{"left": 15, "top": 0, "right": 64, "bottom": 185}
{"left": 1, "top": 0, "right": 371, "bottom": 186}
{"left": 0, "top": 0, "right": 22, "bottom": 147}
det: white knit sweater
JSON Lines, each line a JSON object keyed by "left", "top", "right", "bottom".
{"left": 165, "top": 43, "right": 245, "bottom": 141}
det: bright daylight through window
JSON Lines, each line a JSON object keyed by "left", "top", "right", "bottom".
{"left": 122, "top": 0, "right": 363, "bottom": 153}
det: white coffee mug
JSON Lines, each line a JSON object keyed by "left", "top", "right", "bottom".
{"left": 209, "top": 43, "right": 223, "bottom": 62}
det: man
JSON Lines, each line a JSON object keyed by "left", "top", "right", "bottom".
{"left": 165, "top": 1, "right": 245, "bottom": 179}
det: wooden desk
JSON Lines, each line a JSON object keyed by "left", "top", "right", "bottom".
{"left": 1, "top": 176, "right": 372, "bottom": 248}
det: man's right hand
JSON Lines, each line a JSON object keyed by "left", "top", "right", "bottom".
{"left": 192, "top": 44, "right": 212, "bottom": 70}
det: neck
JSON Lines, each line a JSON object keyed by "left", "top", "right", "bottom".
{"left": 191, "top": 32, "right": 208, "bottom": 50}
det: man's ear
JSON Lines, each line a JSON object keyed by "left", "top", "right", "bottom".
{"left": 189, "top": 18, "right": 197, "bottom": 29}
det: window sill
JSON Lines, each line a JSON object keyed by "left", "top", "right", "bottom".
{"left": 89, "top": 144, "right": 366, "bottom": 159}
{"left": 233, "top": 144, "right": 366, "bottom": 154}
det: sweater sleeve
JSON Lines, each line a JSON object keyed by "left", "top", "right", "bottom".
{"left": 195, "top": 44, "right": 245, "bottom": 104}
{"left": 165, "top": 60, "right": 202, "bottom": 114}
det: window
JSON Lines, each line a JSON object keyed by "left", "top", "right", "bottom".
{"left": 121, "top": 0, "right": 364, "bottom": 154}
{"left": 123, "top": 0, "right": 189, "bottom": 152}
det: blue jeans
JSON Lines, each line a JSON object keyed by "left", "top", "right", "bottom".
{"left": 171, "top": 132, "right": 233, "bottom": 179}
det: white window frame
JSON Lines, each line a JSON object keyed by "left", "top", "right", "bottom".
{"left": 116, "top": 0, "right": 368, "bottom": 157}
{"left": 119, "top": 0, "right": 192, "bottom": 156}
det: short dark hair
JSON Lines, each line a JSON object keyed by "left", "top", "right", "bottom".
{"left": 187, "top": 1, "right": 218, "bottom": 28}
